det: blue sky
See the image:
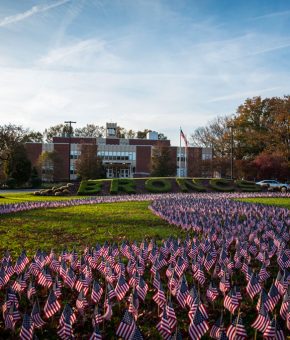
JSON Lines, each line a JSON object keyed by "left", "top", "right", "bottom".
{"left": 0, "top": 0, "right": 289, "bottom": 145}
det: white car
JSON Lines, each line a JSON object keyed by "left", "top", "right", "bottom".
{"left": 256, "top": 180, "right": 289, "bottom": 192}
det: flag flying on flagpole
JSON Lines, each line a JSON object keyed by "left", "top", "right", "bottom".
{"left": 180, "top": 128, "right": 189, "bottom": 147}
{"left": 180, "top": 128, "right": 188, "bottom": 177}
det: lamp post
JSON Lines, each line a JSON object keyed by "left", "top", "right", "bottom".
{"left": 64, "top": 121, "right": 76, "bottom": 181}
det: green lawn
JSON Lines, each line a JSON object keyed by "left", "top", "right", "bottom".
{"left": 0, "top": 201, "right": 184, "bottom": 256}
{"left": 237, "top": 197, "right": 290, "bottom": 209}
{"left": 0, "top": 192, "right": 86, "bottom": 204}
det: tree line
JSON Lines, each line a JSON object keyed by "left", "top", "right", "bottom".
{"left": 191, "top": 95, "right": 289, "bottom": 180}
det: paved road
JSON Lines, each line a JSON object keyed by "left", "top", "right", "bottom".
{"left": 0, "top": 189, "right": 35, "bottom": 194}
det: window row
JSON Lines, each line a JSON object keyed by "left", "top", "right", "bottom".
{"left": 97, "top": 151, "right": 136, "bottom": 161}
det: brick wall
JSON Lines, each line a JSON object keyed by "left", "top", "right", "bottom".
{"left": 129, "top": 139, "right": 170, "bottom": 146}
{"left": 135, "top": 146, "right": 152, "bottom": 176}
{"left": 53, "top": 137, "right": 96, "bottom": 144}
{"left": 54, "top": 144, "right": 70, "bottom": 181}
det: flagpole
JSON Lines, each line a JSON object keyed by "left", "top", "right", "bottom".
{"left": 185, "top": 135, "right": 187, "bottom": 177}
{"left": 179, "top": 127, "right": 182, "bottom": 177}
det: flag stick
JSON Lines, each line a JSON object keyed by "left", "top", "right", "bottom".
{"left": 179, "top": 127, "right": 182, "bottom": 177}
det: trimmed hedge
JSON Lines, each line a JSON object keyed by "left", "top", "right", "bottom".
{"left": 145, "top": 178, "right": 172, "bottom": 193}
{"left": 77, "top": 177, "right": 263, "bottom": 195}
{"left": 176, "top": 178, "right": 207, "bottom": 192}
{"left": 209, "top": 178, "right": 235, "bottom": 192}
{"left": 235, "top": 180, "right": 261, "bottom": 192}
{"left": 110, "top": 179, "right": 136, "bottom": 194}
{"left": 77, "top": 180, "right": 103, "bottom": 195}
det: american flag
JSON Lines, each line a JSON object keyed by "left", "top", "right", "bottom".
{"left": 224, "top": 289, "right": 239, "bottom": 314}
{"left": 128, "top": 288, "right": 139, "bottom": 320}
{"left": 246, "top": 273, "right": 261, "bottom": 299}
{"left": 27, "top": 280, "right": 36, "bottom": 300}
{"left": 116, "top": 310, "right": 136, "bottom": 340}
{"left": 89, "top": 325, "right": 102, "bottom": 340}
{"left": 31, "top": 300, "right": 45, "bottom": 328}
{"left": 129, "top": 325, "right": 144, "bottom": 340}
{"left": 136, "top": 275, "right": 148, "bottom": 301}
{"left": 93, "top": 305, "right": 103, "bottom": 325}
{"left": 251, "top": 301, "right": 270, "bottom": 332}
{"left": 206, "top": 281, "right": 219, "bottom": 302}
{"left": 210, "top": 313, "right": 224, "bottom": 339}
{"left": 157, "top": 308, "right": 172, "bottom": 339}
{"left": 64, "top": 267, "right": 76, "bottom": 289}
{"left": 188, "top": 307, "right": 209, "bottom": 340}
{"left": 20, "top": 314, "right": 34, "bottom": 340}
{"left": 57, "top": 307, "right": 74, "bottom": 339}
{"left": 76, "top": 289, "right": 88, "bottom": 314}
{"left": 180, "top": 128, "right": 189, "bottom": 147}
{"left": 44, "top": 290, "right": 61, "bottom": 318}
{"left": 226, "top": 315, "right": 247, "bottom": 340}
{"left": 153, "top": 281, "right": 167, "bottom": 308}
{"left": 263, "top": 317, "right": 285, "bottom": 340}
{"left": 91, "top": 280, "right": 103, "bottom": 303}
{"left": 265, "top": 283, "right": 280, "bottom": 312}
{"left": 280, "top": 288, "right": 289, "bottom": 320}
{"left": 166, "top": 301, "right": 177, "bottom": 332}
{"left": 103, "top": 297, "right": 113, "bottom": 321}
{"left": 176, "top": 275, "right": 189, "bottom": 308}
{"left": 115, "top": 274, "right": 130, "bottom": 301}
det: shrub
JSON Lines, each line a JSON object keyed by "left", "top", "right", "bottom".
{"left": 176, "top": 178, "right": 207, "bottom": 192}
{"left": 145, "top": 178, "right": 172, "bottom": 193}
{"left": 31, "top": 177, "right": 42, "bottom": 188}
{"left": 77, "top": 180, "right": 103, "bottom": 195}
{"left": 6, "top": 178, "right": 17, "bottom": 189}
{"left": 235, "top": 180, "right": 261, "bottom": 192}
{"left": 110, "top": 179, "right": 136, "bottom": 194}
{"left": 209, "top": 178, "right": 235, "bottom": 192}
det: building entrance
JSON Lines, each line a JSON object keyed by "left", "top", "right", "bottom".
{"left": 105, "top": 163, "right": 132, "bottom": 178}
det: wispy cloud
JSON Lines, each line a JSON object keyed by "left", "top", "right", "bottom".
{"left": 39, "top": 39, "right": 104, "bottom": 65}
{"left": 209, "top": 87, "right": 282, "bottom": 103}
{"left": 251, "top": 10, "right": 290, "bottom": 20}
{"left": 0, "top": 0, "right": 70, "bottom": 27}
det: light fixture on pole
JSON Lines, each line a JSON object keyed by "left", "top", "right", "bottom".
{"left": 64, "top": 121, "right": 76, "bottom": 181}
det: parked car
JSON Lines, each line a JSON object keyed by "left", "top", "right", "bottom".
{"left": 256, "top": 180, "right": 290, "bottom": 192}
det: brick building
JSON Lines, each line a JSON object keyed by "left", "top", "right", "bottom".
{"left": 25, "top": 123, "right": 212, "bottom": 181}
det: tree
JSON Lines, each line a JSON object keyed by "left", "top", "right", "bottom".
{"left": 115, "top": 127, "right": 137, "bottom": 139}
{"left": 0, "top": 124, "right": 42, "bottom": 161}
{"left": 37, "top": 150, "right": 62, "bottom": 182}
{"left": 0, "top": 124, "right": 41, "bottom": 185}
{"left": 137, "top": 129, "right": 151, "bottom": 139}
{"left": 233, "top": 96, "right": 290, "bottom": 160}
{"left": 5, "top": 144, "right": 31, "bottom": 186}
{"left": 158, "top": 133, "right": 167, "bottom": 140}
{"left": 75, "top": 144, "right": 105, "bottom": 180}
{"left": 190, "top": 95, "right": 290, "bottom": 178}
{"left": 43, "top": 124, "right": 73, "bottom": 142}
{"left": 150, "top": 142, "right": 176, "bottom": 177}
{"left": 74, "top": 124, "right": 105, "bottom": 138}
{"left": 252, "top": 151, "right": 289, "bottom": 180}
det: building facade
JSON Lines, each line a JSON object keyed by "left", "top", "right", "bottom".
{"left": 25, "top": 123, "right": 212, "bottom": 181}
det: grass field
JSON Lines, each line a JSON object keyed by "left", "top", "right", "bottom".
{"left": 237, "top": 197, "right": 290, "bottom": 209}
{"left": 0, "top": 201, "right": 185, "bottom": 256}
{"left": 0, "top": 192, "right": 85, "bottom": 204}
{"left": 0, "top": 192, "right": 289, "bottom": 256}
